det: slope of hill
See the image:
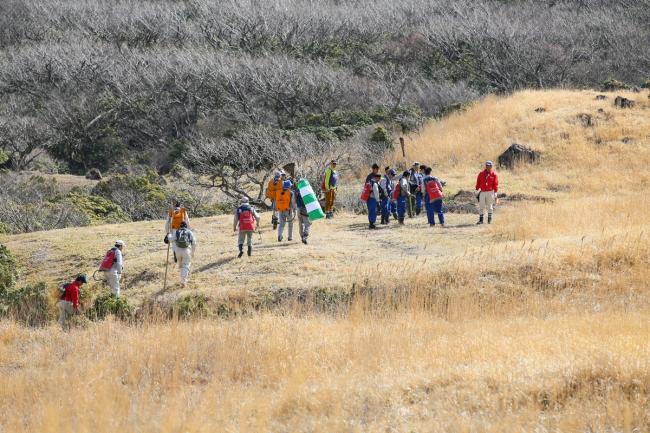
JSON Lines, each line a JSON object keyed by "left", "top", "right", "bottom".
{"left": 1, "top": 89, "right": 650, "bottom": 432}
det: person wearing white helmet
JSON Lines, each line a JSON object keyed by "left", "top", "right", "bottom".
{"left": 102, "top": 240, "right": 125, "bottom": 297}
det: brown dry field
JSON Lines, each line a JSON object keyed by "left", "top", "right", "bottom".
{"left": 1, "top": 89, "right": 650, "bottom": 432}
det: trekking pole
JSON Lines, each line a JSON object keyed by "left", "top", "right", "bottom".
{"left": 163, "top": 234, "right": 171, "bottom": 291}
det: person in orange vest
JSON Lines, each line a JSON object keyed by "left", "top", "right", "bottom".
{"left": 475, "top": 160, "right": 499, "bottom": 224}
{"left": 165, "top": 201, "right": 190, "bottom": 262}
{"left": 266, "top": 171, "right": 285, "bottom": 229}
{"left": 57, "top": 274, "right": 87, "bottom": 329}
{"left": 276, "top": 180, "right": 296, "bottom": 242}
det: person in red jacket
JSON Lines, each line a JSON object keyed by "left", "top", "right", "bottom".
{"left": 475, "top": 160, "right": 499, "bottom": 224}
{"left": 57, "top": 274, "right": 87, "bottom": 329}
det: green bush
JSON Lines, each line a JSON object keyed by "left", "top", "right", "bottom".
{"left": 67, "top": 192, "right": 131, "bottom": 224}
{"left": 602, "top": 78, "right": 630, "bottom": 91}
{"left": 172, "top": 294, "right": 210, "bottom": 319}
{"left": 641, "top": 79, "right": 650, "bottom": 89}
{"left": 92, "top": 172, "right": 169, "bottom": 220}
{"left": 88, "top": 292, "right": 133, "bottom": 321}
{"left": 371, "top": 125, "right": 392, "bottom": 148}
{"left": 0, "top": 150, "right": 8, "bottom": 166}
{"left": 1, "top": 282, "right": 52, "bottom": 327}
{"left": 0, "top": 244, "right": 18, "bottom": 295}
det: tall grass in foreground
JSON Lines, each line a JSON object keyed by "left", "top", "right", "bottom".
{"left": 1, "top": 312, "right": 649, "bottom": 432}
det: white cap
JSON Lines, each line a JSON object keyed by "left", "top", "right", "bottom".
{"left": 240, "top": 196, "right": 249, "bottom": 204}
{"left": 115, "top": 240, "right": 126, "bottom": 247}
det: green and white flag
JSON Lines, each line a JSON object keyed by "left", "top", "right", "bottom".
{"left": 297, "top": 179, "right": 325, "bottom": 221}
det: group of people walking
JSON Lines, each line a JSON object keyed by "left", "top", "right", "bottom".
{"left": 57, "top": 159, "right": 499, "bottom": 328}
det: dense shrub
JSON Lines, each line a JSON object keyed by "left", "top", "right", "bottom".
{"left": 0, "top": 244, "right": 18, "bottom": 295}
{"left": 1, "top": 282, "right": 52, "bottom": 327}
{"left": 67, "top": 192, "right": 131, "bottom": 224}
{"left": 88, "top": 293, "right": 133, "bottom": 321}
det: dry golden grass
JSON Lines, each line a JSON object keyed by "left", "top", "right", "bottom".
{"left": 1, "top": 89, "right": 650, "bottom": 432}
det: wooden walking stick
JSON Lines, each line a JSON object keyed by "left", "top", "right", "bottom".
{"left": 163, "top": 238, "right": 171, "bottom": 291}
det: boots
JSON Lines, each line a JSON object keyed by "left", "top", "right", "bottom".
{"left": 369, "top": 223, "right": 376, "bottom": 229}
{"left": 488, "top": 213, "right": 492, "bottom": 224}
{"left": 238, "top": 244, "right": 244, "bottom": 258}
{"left": 247, "top": 245, "right": 252, "bottom": 256}
{"left": 302, "top": 237, "right": 308, "bottom": 244}
{"left": 398, "top": 218, "right": 405, "bottom": 225}
{"left": 477, "top": 215, "right": 484, "bottom": 225}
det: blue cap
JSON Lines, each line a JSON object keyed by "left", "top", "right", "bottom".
{"left": 486, "top": 160, "right": 493, "bottom": 166}
{"left": 388, "top": 169, "right": 396, "bottom": 176}
{"left": 282, "top": 180, "right": 292, "bottom": 189}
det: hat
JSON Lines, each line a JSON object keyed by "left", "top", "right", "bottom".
{"left": 330, "top": 160, "right": 337, "bottom": 165}
{"left": 273, "top": 172, "right": 281, "bottom": 181}
{"left": 240, "top": 196, "right": 249, "bottom": 204}
{"left": 412, "top": 161, "right": 420, "bottom": 166}
{"left": 115, "top": 240, "right": 126, "bottom": 247}
{"left": 282, "top": 180, "right": 292, "bottom": 189}
{"left": 388, "top": 169, "right": 397, "bottom": 176}
{"left": 486, "top": 160, "right": 493, "bottom": 166}
{"left": 76, "top": 274, "right": 88, "bottom": 284}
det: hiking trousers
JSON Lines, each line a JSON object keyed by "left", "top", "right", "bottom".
{"left": 380, "top": 197, "right": 391, "bottom": 221}
{"left": 367, "top": 197, "right": 378, "bottom": 224}
{"left": 478, "top": 191, "right": 495, "bottom": 215}
{"left": 238, "top": 230, "right": 254, "bottom": 247}
{"left": 426, "top": 199, "right": 445, "bottom": 225}
{"left": 397, "top": 196, "right": 407, "bottom": 220}
{"left": 105, "top": 270, "right": 121, "bottom": 297}
{"left": 177, "top": 247, "right": 192, "bottom": 283}
{"left": 324, "top": 189, "right": 336, "bottom": 213}
{"left": 278, "top": 211, "right": 294, "bottom": 240}
{"left": 57, "top": 300, "right": 74, "bottom": 328}
{"left": 298, "top": 213, "right": 311, "bottom": 240}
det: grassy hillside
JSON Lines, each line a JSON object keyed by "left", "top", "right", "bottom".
{"left": 1, "top": 89, "right": 650, "bottom": 432}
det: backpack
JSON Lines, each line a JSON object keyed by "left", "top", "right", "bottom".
{"left": 98, "top": 248, "right": 116, "bottom": 271}
{"left": 391, "top": 182, "right": 401, "bottom": 200}
{"left": 176, "top": 228, "right": 192, "bottom": 248}
{"left": 238, "top": 206, "right": 256, "bottom": 231}
{"left": 58, "top": 282, "right": 69, "bottom": 298}
{"left": 360, "top": 182, "right": 372, "bottom": 202}
{"left": 425, "top": 179, "right": 444, "bottom": 201}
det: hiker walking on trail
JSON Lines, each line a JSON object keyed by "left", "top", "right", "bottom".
{"left": 57, "top": 274, "right": 87, "bottom": 329}
{"left": 276, "top": 180, "right": 296, "bottom": 242}
{"left": 234, "top": 196, "right": 261, "bottom": 257}
{"left": 380, "top": 168, "right": 396, "bottom": 224}
{"left": 294, "top": 180, "right": 312, "bottom": 244}
{"left": 323, "top": 160, "right": 339, "bottom": 219}
{"left": 422, "top": 167, "right": 445, "bottom": 227}
{"left": 266, "top": 171, "right": 285, "bottom": 229}
{"left": 99, "top": 240, "right": 125, "bottom": 297}
{"left": 166, "top": 221, "right": 196, "bottom": 285}
{"left": 365, "top": 173, "right": 381, "bottom": 229}
{"left": 394, "top": 171, "right": 411, "bottom": 225}
{"left": 165, "top": 202, "right": 190, "bottom": 263}
{"left": 409, "top": 162, "right": 423, "bottom": 216}
{"left": 476, "top": 160, "right": 499, "bottom": 224}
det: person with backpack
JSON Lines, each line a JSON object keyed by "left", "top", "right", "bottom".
{"left": 422, "top": 166, "right": 445, "bottom": 227}
{"left": 365, "top": 163, "right": 380, "bottom": 184}
{"left": 323, "top": 160, "right": 339, "bottom": 219}
{"left": 379, "top": 168, "right": 396, "bottom": 225}
{"left": 475, "top": 160, "right": 499, "bottom": 224}
{"left": 293, "top": 180, "right": 312, "bottom": 244}
{"left": 408, "top": 162, "right": 423, "bottom": 217}
{"left": 57, "top": 274, "right": 87, "bottom": 329}
{"left": 276, "top": 180, "right": 296, "bottom": 242}
{"left": 234, "top": 196, "right": 261, "bottom": 257}
{"left": 266, "top": 171, "right": 285, "bottom": 229}
{"left": 99, "top": 240, "right": 125, "bottom": 297}
{"left": 167, "top": 221, "right": 196, "bottom": 285}
{"left": 365, "top": 173, "right": 381, "bottom": 229}
{"left": 394, "top": 171, "right": 411, "bottom": 225}
{"left": 165, "top": 201, "right": 190, "bottom": 263}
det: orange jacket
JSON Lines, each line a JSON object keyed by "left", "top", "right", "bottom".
{"left": 266, "top": 179, "right": 282, "bottom": 200}
{"left": 168, "top": 207, "right": 188, "bottom": 230}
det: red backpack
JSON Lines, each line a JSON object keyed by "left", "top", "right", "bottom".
{"left": 391, "top": 182, "right": 401, "bottom": 200}
{"left": 426, "top": 180, "right": 444, "bottom": 201}
{"left": 238, "top": 207, "right": 255, "bottom": 231}
{"left": 359, "top": 182, "right": 372, "bottom": 202}
{"left": 98, "top": 248, "right": 116, "bottom": 271}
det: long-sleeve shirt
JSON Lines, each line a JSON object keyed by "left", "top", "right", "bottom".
{"left": 369, "top": 181, "right": 380, "bottom": 201}
{"left": 399, "top": 177, "right": 411, "bottom": 197}
{"left": 476, "top": 170, "right": 499, "bottom": 192}
{"left": 171, "top": 229, "right": 197, "bottom": 252}
{"left": 110, "top": 248, "right": 123, "bottom": 274}
{"left": 61, "top": 281, "right": 81, "bottom": 309}
{"left": 379, "top": 176, "right": 393, "bottom": 197}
